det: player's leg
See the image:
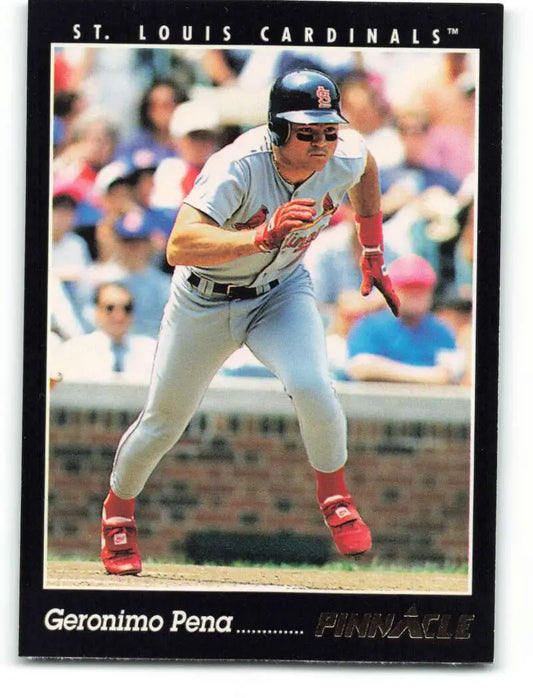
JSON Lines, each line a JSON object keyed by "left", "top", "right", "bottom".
{"left": 245, "top": 267, "right": 371, "bottom": 555}
{"left": 246, "top": 267, "right": 346, "bottom": 470}
{"left": 112, "top": 290, "right": 239, "bottom": 497}
{"left": 102, "top": 284, "right": 239, "bottom": 574}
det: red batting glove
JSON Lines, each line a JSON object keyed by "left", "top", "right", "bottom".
{"left": 360, "top": 250, "right": 400, "bottom": 316}
{"left": 254, "top": 199, "right": 316, "bottom": 252}
{"left": 356, "top": 212, "right": 400, "bottom": 317}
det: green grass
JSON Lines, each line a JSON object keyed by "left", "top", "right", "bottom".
{"left": 47, "top": 553, "right": 467, "bottom": 575}
{"left": 197, "top": 559, "right": 468, "bottom": 574}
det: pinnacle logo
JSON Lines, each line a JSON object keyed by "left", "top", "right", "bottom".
{"left": 315, "top": 605, "right": 475, "bottom": 640}
{"left": 316, "top": 85, "right": 332, "bottom": 109}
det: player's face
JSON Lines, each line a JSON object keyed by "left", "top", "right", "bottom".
{"left": 148, "top": 85, "right": 178, "bottom": 131}
{"left": 83, "top": 121, "right": 116, "bottom": 168}
{"left": 396, "top": 284, "right": 434, "bottom": 324}
{"left": 104, "top": 182, "right": 134, "bottom": 215}
{"left": 95, "top": 286, "right": 134, "bottom": 342}
{"left": 51, "top": 204, "right": 76, "bottom": 241}
{"left": 133, "top": 172, "right": 155, "bottom": 207}
{"left": 281, "top": 123, "right": 339, "bottom": 172}
{"left": 175, "top": 133, "right": 219, "bottom": 168}
{"left": 397, "top": 115, "right": 429, "bottom": 163}
{"left": 340, "top": 84, "right": 381, "bottom": 134}
{"left": 117, "top": 237, "right": 153, "bottom": 268}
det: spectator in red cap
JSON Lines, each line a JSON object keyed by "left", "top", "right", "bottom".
{"left": 345, "top": 254, "right": 464, "bottom": 384}
{"left": 53, "top": 108, "right": 119, "bottom": 216}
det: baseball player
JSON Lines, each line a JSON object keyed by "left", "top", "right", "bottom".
{"left": 101, "top": 69, "right": 400, "bottom": 575}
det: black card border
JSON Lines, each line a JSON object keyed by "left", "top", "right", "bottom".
{"left": 19, "top": 0, "right": 503, "bottom": 664}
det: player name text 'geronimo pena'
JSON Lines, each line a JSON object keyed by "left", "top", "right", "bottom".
{"left": 44, "top": 608, "right": 233, "bottom": 633}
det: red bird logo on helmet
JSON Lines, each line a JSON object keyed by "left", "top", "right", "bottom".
{"left": 316, "top": 86, "right": 332, "bottom": 109}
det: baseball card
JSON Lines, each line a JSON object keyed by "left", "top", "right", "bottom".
{"left": 18, "top": 0, "right": 503, "bottom": 664}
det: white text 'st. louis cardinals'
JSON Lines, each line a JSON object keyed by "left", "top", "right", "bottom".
{"left": 182, "top": 125, "right": 368, "bottom": 287}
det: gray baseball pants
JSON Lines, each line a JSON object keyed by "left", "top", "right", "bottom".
{"left": 110, "top": 265, "right": 347, "bottom": 499}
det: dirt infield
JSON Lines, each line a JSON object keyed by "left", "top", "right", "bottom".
{"left": 46, "top": 560, "right": 469, "bottom": 593}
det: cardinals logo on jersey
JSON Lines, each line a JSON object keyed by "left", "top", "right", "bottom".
{"left": 282, "top": 191, "right": 338, "bottom": 257}
{"left": 234, "top": 205, "right": 269, "bottom": 230}
{"left": 322, "top": 192, "right": 336, "bottom": 215}
{"left": 283, "top": 191, "right": 338, "bottom": 240}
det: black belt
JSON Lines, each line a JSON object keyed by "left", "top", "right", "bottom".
{"left": 188, "top": 272, "right": 279, "bottom": 299}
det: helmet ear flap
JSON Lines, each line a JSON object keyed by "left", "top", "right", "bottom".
{"left": 268, "top": 116, "right": 290, "bottom": 146}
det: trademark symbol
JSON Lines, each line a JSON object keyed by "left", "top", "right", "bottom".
{"left": 447, "top": 27, "right": 459, "bottom": 35}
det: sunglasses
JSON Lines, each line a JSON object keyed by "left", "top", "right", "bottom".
{"left": 101, "top": 303, "right": 134, "bottom": 314}
{"left": 119, "top": 236, "right": 150, "bottom": 243}
{"left": 295, "top": 129, "right": 338, "bottom": 142}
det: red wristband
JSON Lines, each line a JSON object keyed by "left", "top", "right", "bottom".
{"left": 355, "top": 211, "right": 383, "bottom": 248}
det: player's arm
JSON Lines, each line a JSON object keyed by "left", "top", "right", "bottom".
{"left": 347, "top": 152, "right": 400, "bottom": 316}
{"left": 167, "top": 199, "right": 317, "bottom": 267}
{"left": 347, "top": 353, "right": 452, "bottom": 385}
{"left": 167, "top": 204, "right": 257, "bottom": 267}
{"left": 347, "top": 151, "right": 381, "bottom": 217}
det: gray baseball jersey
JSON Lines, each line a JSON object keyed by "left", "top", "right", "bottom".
{"left": 182, "top": 125, "right": 368, "bottom": 285}
{"left": 110, "top": 125, "right": 369, "bottom": 500}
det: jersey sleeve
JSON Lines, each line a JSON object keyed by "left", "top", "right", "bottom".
{"left": 183, "top": 151, "right": 248, "bottom": 226}
{"left": 336, "top": 128, "right": 369, "bottom": 187}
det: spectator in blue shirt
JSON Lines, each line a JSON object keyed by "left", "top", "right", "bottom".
{"left": 381, "top": 108, "right": 462, "bottom": 208}
{"left": 379, "top": 108, "right": 462, "bottom": 275}
{"left": 112, "top": 210, "right": 171, "bottom": 338}
{"left": 114, "top": 79, "right": 188, "bottom": 162}
{"left": 346, "top": 254, "right": 463, "bottom": 384}
{"left": 305, "top": 200, "right": 397, "bottom": 335}
{"left": 76, "top": 207, "right": 171, "bottom": 338}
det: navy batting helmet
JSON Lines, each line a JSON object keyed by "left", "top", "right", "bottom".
{"left": 268, "top": 69, "right": 348, "bottom": 146}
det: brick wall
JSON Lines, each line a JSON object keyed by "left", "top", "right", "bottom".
{"left": 47, "top": 402, "right": 470, "bottom": 566}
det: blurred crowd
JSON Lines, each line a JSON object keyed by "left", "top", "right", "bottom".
{"left": 49, "top": 47, "right": 475, "bottom": 387}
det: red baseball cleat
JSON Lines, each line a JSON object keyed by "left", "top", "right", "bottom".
{"left": 101, "top": 514, "right": 142, "bottom": 575}
{"left": 320, "top": 494, "right": 372, "bottom": 556}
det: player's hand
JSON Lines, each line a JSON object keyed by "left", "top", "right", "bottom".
{"left": 254, "top": 199, "right": 316, "bottom": 251}
{"left": 360, "top": 249, "right": 401, "bottom": 316}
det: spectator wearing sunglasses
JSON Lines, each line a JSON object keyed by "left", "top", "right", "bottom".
{"left": 55, "top": 283, "right": 157, "bottom": 382}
